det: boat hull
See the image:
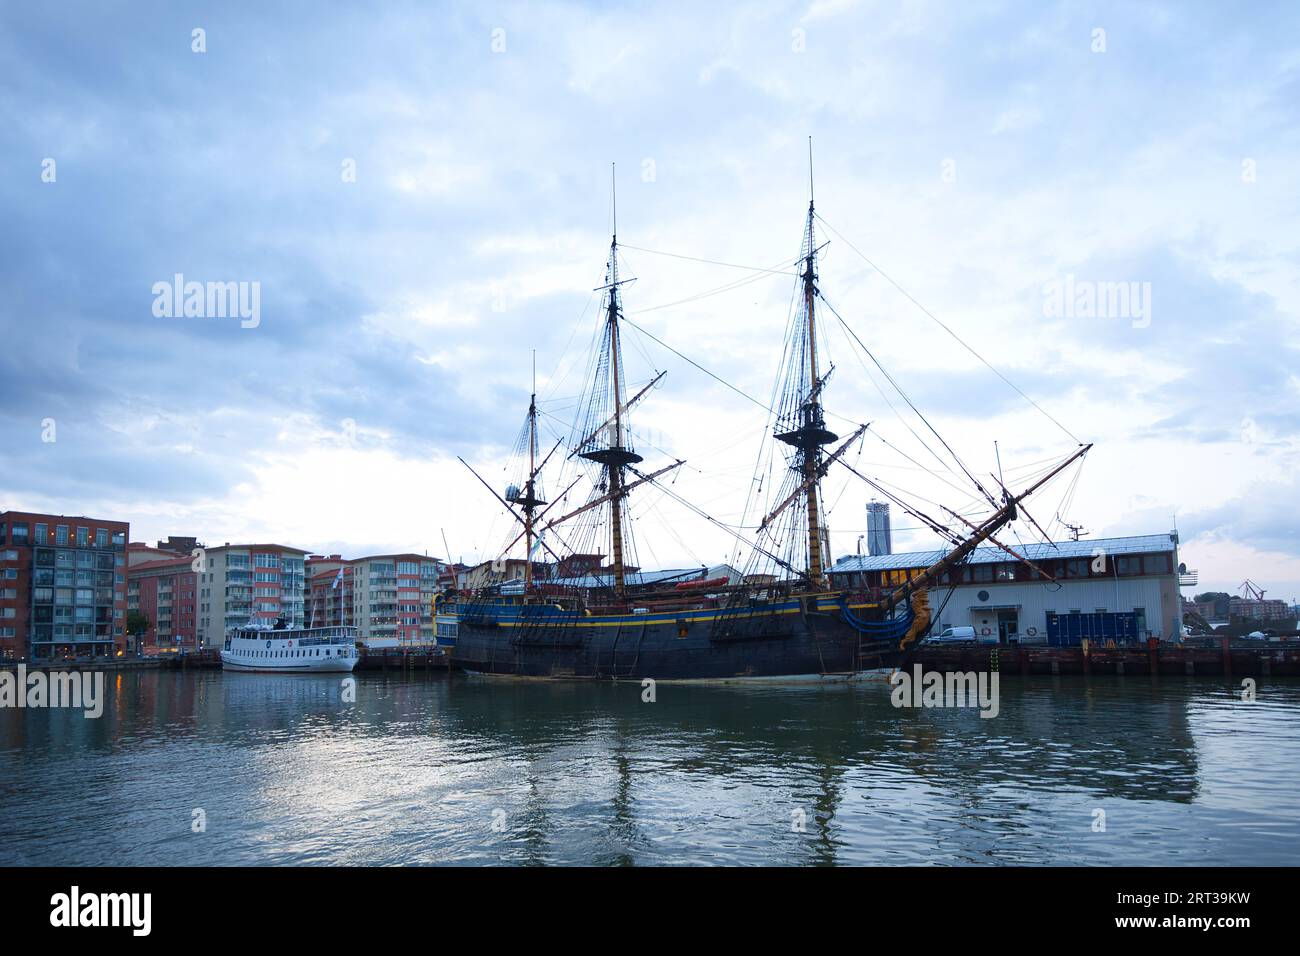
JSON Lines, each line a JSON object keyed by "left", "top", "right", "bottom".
{"left": 450, "top": 596, "right": 908, "bottom": 681}
{"left": 220, "top": 624, "right": 361, "bottom": 674}
{"left": 220, "top": 655, "right": 357, "bottom": 674}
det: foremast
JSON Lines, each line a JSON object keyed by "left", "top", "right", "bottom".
{"left": 517, "top": 370, "right": 546, "bottom": 592}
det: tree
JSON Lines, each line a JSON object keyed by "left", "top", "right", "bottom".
{"left": 126, "top": 610, "right": 150, "bottom": 638}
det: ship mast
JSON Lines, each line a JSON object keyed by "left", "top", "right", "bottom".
{"left": 776, "top": 140, "right": 837, "bottom": 590}
{"left": 579, "top": 166, "right": 642, "bottom": 599}
{"left": 523, "top": 354, "right": 538, "bottom": 591}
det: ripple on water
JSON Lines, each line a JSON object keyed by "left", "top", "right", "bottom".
{"left": 1, "top": 672, "right": 1299, "bottom": 865}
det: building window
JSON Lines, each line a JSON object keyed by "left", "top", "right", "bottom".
{"left": 1142, "top": 555, "right": 1169, "bottom": 575}
{"left": 56, "top": 525, "right": 69, "bottom": 546}
{"left": 11, "top": 523, "right": 29, "bottom": 543}
{"left": 34, "top": 523, "right": 47, "bottom": 543}
{"left": 95, "top": 529, "right": 109, "bottom": 549}
{"left": 76, "top": 527, "right": 88, "bottom": 547}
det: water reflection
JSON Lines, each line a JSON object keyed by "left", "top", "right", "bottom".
{"left": 1, "top": 671, "right": 1296, "bottom": 866}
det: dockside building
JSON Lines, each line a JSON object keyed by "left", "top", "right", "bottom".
{"left": 829, "top": 532, "right": 1185, "bottom": 643}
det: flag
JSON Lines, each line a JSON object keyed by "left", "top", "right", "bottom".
{"left": 332, "top": 567, "right": 344, "bottom": 590}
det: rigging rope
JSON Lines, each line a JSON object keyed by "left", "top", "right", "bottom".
{"left": 619, "top": 244, "right": 801, "bottom": 277}
{"left": 813, "top": 211, "right": 1082, "bottom": 444}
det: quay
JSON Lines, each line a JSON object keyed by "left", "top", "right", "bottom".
{"left": 157, "top": 636, "right": 1300, "bottom": 678}
{"left": 911, "top": 637, "right": 1300, "bottom": 677}
{"left": 0, "top": 657, "right": 165, "bottom": 673}
{"left": 5, "top": 639, "right": 1296, "bottom": 678}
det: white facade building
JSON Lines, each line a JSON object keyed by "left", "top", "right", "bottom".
{"left": 196, "top": 543, "right": 307, "bottom": 649}
{"left": 830, "top": 532, "right": 1183, "bottom": 643}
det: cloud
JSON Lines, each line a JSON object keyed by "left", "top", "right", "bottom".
{"left": 0, "top": 0, "right": 1298, "bottom": 594}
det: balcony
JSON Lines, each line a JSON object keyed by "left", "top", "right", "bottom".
{"left": 1178, "top": 570, "right": 1199, "bottom": 587}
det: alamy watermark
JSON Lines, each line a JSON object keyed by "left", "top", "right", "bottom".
{"left": 152, "top": 274, "right": 261, "bottom": 328}
{"left": 0, "top": 666, "right": 104, "bottom": 718}
{"left": 890, "top": 665, "right": 999, "bottom": 718}
{"left": 50, "top": 886, "right": 151, "bottom": 936}
{"left": 1043, "top": 275, "right": 1151, "bottom": 328}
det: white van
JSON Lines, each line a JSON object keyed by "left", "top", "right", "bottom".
{"left": 928, "top": 626, "right": 977, "bottom": 644}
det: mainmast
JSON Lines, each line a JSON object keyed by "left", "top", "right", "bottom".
{"left": 578, "top": 167, "right": 641, "bottom": 599}
{"left": 775, "top": 141, "right": 837, "bottom": 589}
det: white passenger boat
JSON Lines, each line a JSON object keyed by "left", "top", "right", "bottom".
{"left": 221, "top": 620, "right": 359, "bottom": 673}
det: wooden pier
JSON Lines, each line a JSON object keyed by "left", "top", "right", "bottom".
{"left": 33, "top": 638, "right": 1293, "bottom": 679}
{"left": 354, "top": 648, "right": 451, "bottom": 672}
{"left": 908, "top": 637, "right": 1300, "bottom": 677}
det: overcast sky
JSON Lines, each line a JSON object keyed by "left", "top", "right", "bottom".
{"left": 2, "top": 1, "right": 1298, "bottom": 600}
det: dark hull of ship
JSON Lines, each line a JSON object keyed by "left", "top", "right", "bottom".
{"left": 450, "top": 596, "right": 909, "bottom": 681}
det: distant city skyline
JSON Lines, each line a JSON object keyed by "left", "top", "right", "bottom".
{"left": 2, "top": 2, "right": 1298, "bottom": 601}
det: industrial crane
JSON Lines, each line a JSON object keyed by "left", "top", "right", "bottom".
{"left": 1239, "top": 579, "right": 1267, "bottom": 601}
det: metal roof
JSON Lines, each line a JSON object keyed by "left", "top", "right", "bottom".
{"left": 830, "top": 533, "right": 1177, "bottom": 574}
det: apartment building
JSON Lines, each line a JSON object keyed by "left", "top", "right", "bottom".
{"left": 0, "top": 510, "right": 129, "bottom": 660}
{"left": 196, "top": 544, "right": 307, "bottom": 649}
{"left": 127, "top": 552, "right": 200, "bottom": 653}
{"left": 306, "top": 553, "right": 443, "bottom": 646}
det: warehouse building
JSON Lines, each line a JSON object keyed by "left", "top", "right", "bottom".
{"left": 829, "top": 532, "right": 1184, "bottom": 644}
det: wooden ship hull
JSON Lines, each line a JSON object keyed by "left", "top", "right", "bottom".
{"left": 449, "top": 590, "right": 931, "bottom": 680}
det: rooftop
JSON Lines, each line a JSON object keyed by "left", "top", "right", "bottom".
{"left": 831, "top": 533, "right": 1178, "bottom": 574}
{"left": 548, "top": 567, "right": 710, "bottom": 589}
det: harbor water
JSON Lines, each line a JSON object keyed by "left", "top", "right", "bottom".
{"left": 2, "top": 671, "right": 1298, "bottom": 866}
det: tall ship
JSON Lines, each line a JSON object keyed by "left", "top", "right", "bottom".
{"left": 444, "top": 155, "right": 1089, "bottom": 681}
{"left": 221, "top": 619, "right": 359, "bottom": 673}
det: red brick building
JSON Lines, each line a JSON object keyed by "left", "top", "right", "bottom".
{"left": 127, "top": 553, "right": 200, "bottom": 653}
{"left": 0, "top": 510, "right": 129, "bottom": 661}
